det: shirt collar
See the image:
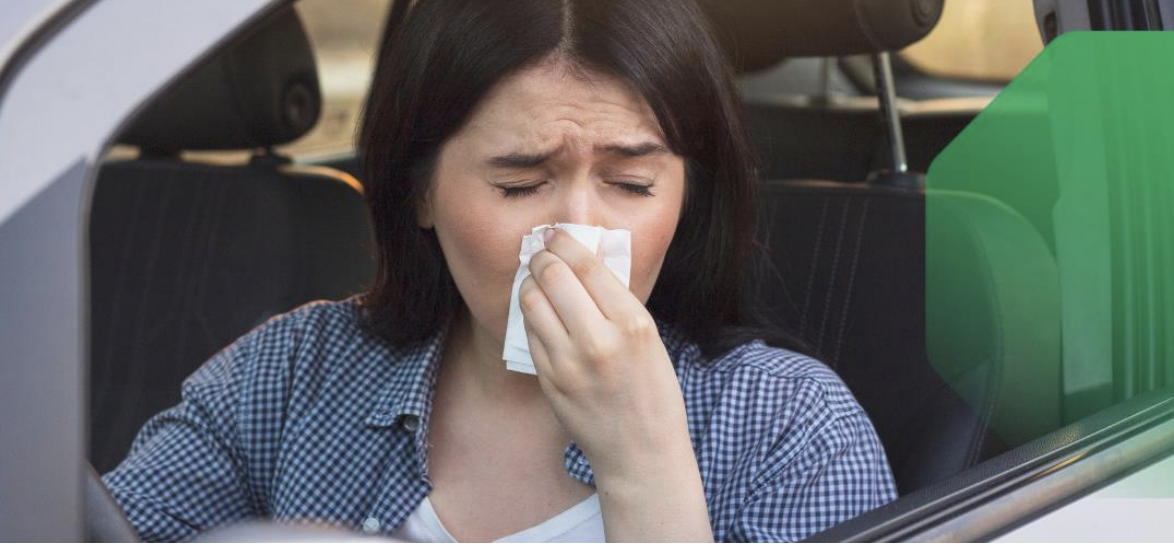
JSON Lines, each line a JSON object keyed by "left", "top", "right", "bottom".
{"left": 359, "top": 307, "right": 693, "bottom": 484}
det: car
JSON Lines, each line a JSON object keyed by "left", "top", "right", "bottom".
{"left": 1, "top": 0, "right": 1172, "bottom": 541}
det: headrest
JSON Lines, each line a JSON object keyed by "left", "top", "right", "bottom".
{"left": 925, "top": 190, "right": 1061, "bottom": 447}
{"left": 119, "top": 7, "right": 321, "bottom": 152}
{"left": 702, "top": 0, "right": 945, "bottom": 73}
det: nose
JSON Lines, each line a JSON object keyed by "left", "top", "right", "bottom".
{"left": 552, "top": 174, "right": 606, "bottom": 227}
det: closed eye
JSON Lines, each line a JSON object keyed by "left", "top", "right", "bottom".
{"left": 495, "top": 181, "right": 654, "bottom": 198}
{"left": 498, "top": 181, "right": 546, "bottom": 198}
{"left": 614, "top": 182, "right": 655, "bottom": 197}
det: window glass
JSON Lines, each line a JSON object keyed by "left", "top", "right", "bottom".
{"left": 926, "top": 33, "right": 1174, "bottom": 443}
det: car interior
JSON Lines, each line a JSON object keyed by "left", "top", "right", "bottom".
{"left": 87, "top": 7, "right": 374, "bottom": 473}
{"left": 84, "top": 0, "right": 1145, "bottom": 539}
{"left": 706, "top": 0, "right": 1060, "bottom": 495}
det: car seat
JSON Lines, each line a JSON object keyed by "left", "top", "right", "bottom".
{"left": 87, "top": 7, "right": 375, "bottom": 473}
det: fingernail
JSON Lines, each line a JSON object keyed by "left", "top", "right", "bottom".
{"left": 543, "top": 227, "right": 555, "bottom": 242}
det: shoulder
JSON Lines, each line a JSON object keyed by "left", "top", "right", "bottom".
{"left": 668, "top": 329, "right": 892, "bottom": 475}
{"left": 247, "top": 294, "right": 369, "bottom": 345}
{"left": 163, "top": 295, "right": 399, "bottom": 466}
{"left": 220, "top": 294, "right": 378, "bottom": 361}
{"left": 183, "top": 295, "right": 382, "bottom": 396}
{"left": 668, "top": 330, "right": 867, "bottom": 427}
{"left": 668, "top": 331, "right": 898, "bottom": 533}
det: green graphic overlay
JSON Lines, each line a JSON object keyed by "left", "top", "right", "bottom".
{"left": 926, "top": 32, "right": 1174, "bottom": 447}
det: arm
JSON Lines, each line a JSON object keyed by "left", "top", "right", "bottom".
{"left": 730, "top": 410, "right": 897, "bottom": 542}
{"left": 590, "top": 431, "right": 713, "bottom": 542}
{"left": 101, "top": 323, "right": 285, "bottom": 542}
{"left": 519, "top": 227, "right": 714, "bottom": 542}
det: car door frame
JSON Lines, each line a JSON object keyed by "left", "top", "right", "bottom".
{"left": 0, "top": 0, "right": 284, "bottom": 539}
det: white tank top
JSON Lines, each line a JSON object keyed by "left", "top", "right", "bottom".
{"left": 387, "top": 494, "right": 605, "bottom": 543}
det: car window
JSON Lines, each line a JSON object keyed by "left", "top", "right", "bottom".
{"left": 926, "top": 30, "right": 1174, "bottom": 443}
{"left": 734, "top": 0, "right": 1174, "bottom": 521}
{"left": 904, "top": 1, "right": 1174, "bottom": 486}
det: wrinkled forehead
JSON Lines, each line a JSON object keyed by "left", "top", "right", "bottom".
{"left": 455, "top": 58, "right": 667, "bottom": 155}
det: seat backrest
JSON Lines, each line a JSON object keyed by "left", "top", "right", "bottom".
{"left": 746, "top": 180, "right": 1061, "bottom": 493}
{"left": 87, "top": 8, "right": 375, "bottom": 473}
{"left": 742, "top": 94, "right": 985, "bottom": 182}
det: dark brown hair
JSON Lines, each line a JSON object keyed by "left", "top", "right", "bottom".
{"left": 358, "top": 0, "right": 806, "bottom": 357}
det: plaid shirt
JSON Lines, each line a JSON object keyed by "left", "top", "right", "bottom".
{"left": 102, "top": 296, "right": 896, "bottom": 542}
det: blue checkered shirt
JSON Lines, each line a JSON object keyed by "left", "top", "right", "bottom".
{"left": 102, "top": 296, "right": 896, "bottom": 542}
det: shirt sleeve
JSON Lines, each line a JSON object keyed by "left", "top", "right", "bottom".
{"left": 729, "top": 409, "right": 898, "bottom": 542}
{"left": 100, "top": 319, "right": 290, "bottom": 542}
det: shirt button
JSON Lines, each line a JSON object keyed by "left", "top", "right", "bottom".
{"left": 403, "top": 415, "right": 420, "bottom": 432}
{"left": 362, "top": 517, "right": 381, "bottom": 533}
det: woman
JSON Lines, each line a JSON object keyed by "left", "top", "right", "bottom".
{"left": 103, "top": 0, "right": 896, "bottom": 541}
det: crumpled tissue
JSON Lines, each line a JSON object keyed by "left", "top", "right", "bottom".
{"left": 503, "top": 223, "right": 632, "bottom": 374}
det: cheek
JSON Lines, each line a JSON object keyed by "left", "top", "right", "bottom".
{"left": 626, "top": 189, "right": 684, "bottom": 304}
{"left": 431, "top": 182, "right": 534, "bottom": 340}
{"left": 629, "top": 213, "right": 679, "bottom": 303}
{"left": 620, "top": 162, "right": 687, "bottom": 304}
{"left": 438, "top": 213, "right": 516, "bottom": 289}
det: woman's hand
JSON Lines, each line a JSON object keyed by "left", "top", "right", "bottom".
{"left": 518, "top": 226, "right": 714, "bottom": 542}
{"left": 518, "top": 227, "right": 683, "bottom": 473}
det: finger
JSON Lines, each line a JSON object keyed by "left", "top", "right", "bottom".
{"left": 541, "top": 227, "right": 643, "bottom": 321}
{"left": 523, "top": 316, "right": 556, "bottom": 379}
{"left": 518, "top": 274, "right": 572, "bottom": 356}
{"left": 528, "top": 247, "right": 607, "bottom": 336}
{"left": 525, "top": 320, "right": 571, "bottom": 400}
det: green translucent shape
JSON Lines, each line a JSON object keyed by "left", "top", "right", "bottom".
{"left": 926, "top": 32, "right": 1174, "bottom": 448}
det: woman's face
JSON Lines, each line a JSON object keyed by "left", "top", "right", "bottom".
{"left": 420, "top": 58, "right": 687, "bottom": 345}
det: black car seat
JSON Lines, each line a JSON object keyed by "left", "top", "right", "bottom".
{"left": 740, "top": 91, "right": 988, "bottom": 183}
{"left": 703, "top": 0, "right": 1063, "bottom": 494}
{"left": 88, "top": 7, "right": 376, "bottom": 473}
{"left": 751, "top": 181, "right": 1061, "bottom": 493}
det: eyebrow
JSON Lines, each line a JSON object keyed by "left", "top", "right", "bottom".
{"left": 487, "top": 149, "right": 561, "bottom": 169}
{"left": 597, "top": 141, "right": 667, "bottom": 157}
{"left": 486, "top": 141, "right": 667, "bottom": 168}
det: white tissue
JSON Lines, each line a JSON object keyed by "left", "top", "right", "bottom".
{"left": 503, "top": 223, "right": 632, "bottom": 374}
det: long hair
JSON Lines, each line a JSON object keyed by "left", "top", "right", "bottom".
{"left": 357, "top": 0, "right": 808, "bottom": 358}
